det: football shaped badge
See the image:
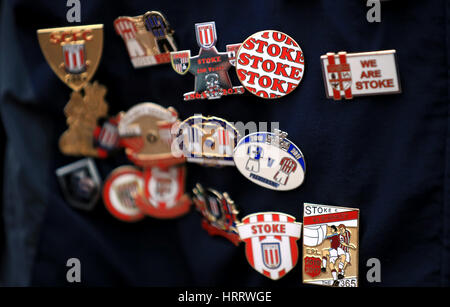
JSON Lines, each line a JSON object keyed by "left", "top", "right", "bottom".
{"left": 170, "top": 21, "right": 244, "bottom": 101}
{"left": 237, "top": 212, "right": 302, "bottom": 280}
{"left": 303, "top": 203, "right": 360, "bottom": 287}
{"left": 114, "top": 11, "right": 177, "bottom": 68}
{"left": 233, "top": 130, "right": 305, "bottom": 191}
{"left": 192, "top": 184, "right": 240, "bottom": 246}
{"left": 176, "top": 115, "right": 240, "bottom": 167}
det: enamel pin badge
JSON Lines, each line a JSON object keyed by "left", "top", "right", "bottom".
{"left": 118, "top": 103, "right": 185, "bottom": 168}
{"left": 37, "top": 25, "right": 109, "bottom": 157}
{"left": 303, "top": 203, "right": 360, "bottom": 287}
{"left": 134, "top": 166, "right": 192, "bottom": 219}
{"left": 237, "top": 212, "right": 302, "bottom": 280}
{"left": 320, "top": 50, "right": 401, "bottom": 100}
{"left": 37, "top": 25, "right": 103, "bottom": 92}
{"left": 103, "top": 166, "right": 146, "bottom": 222}
{"left": 233, "top": 130, "right": 305, "bottom": 191}
{"left": 170, "top": 21, "right": 244, "bottom": 101}
{"left": 192, "top": 184, "right": 240, "bottom": 246}
{"left": 56, "top": 158, "right": 101, "bottom": 211}
{"left": 176, "top": 115, "right": 240, "bottom": 166}
{"left": 114, "top": 11, "right": 177, "bottom": 68}
{"left": 236, "top": 30, "right": 305, "bottom": 99}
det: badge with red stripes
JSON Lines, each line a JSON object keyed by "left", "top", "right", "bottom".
{"left": 237, "top": 212, "right": 302, "bottom": 280}
{"left": 303, "top": 203, "right": 360, "bottom": 287}
{"left": 103, "top": 166, "right": 146, "bottom": 222}
{"left": 170, "top": 21, "right": 244, "bottom": 101}
{"left": 114, "top": 11, "right": 177, "bottom": 68}
{"left": 321, "top": 50, "right": 401, "bottom": 100}
{"left": 37, "top": 24, "right": 103, "bottom": 92}
{"left": 134, "top": 166, "right": 192, "bottom": 219}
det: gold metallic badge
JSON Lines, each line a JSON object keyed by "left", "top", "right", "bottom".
{"left": 37, "top": 24, "right": 103, "bottom": 92}
{"left": 114, "top": 11, "right": 176, "bottom": 68}
{"left": 303, "top": 203, "right": 360, "bottom": 287}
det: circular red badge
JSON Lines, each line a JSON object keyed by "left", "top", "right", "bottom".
{"left": 103, "top": 166, "right": 146, "bottom": 222}
{"left": 236, "top": 30, "right": 305, "bottom": 99}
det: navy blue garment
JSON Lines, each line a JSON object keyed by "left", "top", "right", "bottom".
{"left": 0, "top": 0, "right": 449, "bottom": 286}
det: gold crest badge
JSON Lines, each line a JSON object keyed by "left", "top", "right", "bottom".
{"left": 37, "top": 24, "right": 103, "bottom": 92}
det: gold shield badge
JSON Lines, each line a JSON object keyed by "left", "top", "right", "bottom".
{"left": 37, "top": 24, "right": 103, "bottom": 92}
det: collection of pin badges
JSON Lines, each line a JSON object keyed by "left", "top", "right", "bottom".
{"left": 39, "top": 10, "right": 401, "bottom": 287}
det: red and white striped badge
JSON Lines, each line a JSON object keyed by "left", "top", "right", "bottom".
{"left": 195, "top": 22, "right": 217, "bottom": 49}
{"left": 62, "top": 43, "right": 86, "bottom": 74}
{"left": 114, "top": 17, "right": 138, "bottom": 40}
{"left": 103, "top": 166, "right": 146, "bottom": 223}
{"left": 321, "top": 50, "right": 401, "bottom": 100}
{"left": 237, "top": 212, "right": 302, "bottom": 280}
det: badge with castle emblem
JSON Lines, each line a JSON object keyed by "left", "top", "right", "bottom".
{"left": 114, "top": 11, "right": 177, "bottom": 68}
{"left": 192, "top": 184, "right": 240, "bottom": 246}
{"left": 170, "top": 21, "right": 244, "bottom": 101}
{"left": 233, "top": 130, "right": 305, "bottom": 191}
{"left": 118, "top": 103, "right": 185, "bottom": 168}
{"left": 320, "top": 50, "right": 401, "bottom": 100}
{"left": 103, "top": 166, "right": 146, "bottom": 222}
{"left": 237, "top": 212, "right": 302, "bottom": 280}
{"left": 303, "top": 203, "right": 360, "bottom": 287}
{"left": 135, "top": 166, "right": 191, "bottom": 219}
{"left": 37, "top": 25, "right": 109, "bottom": 157}
{"left": 176, "top": 115, "right": 240, "bottom": 167}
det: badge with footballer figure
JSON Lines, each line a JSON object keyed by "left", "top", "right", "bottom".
{"left": 37, "top": 25, "right": 110, "bottom": 157}
{"left": 320, "top": 50, "right": 401, "bottom": 100}
{"left": 56, "top": 158, "right": 101, "bottom": 211}
{"left": 118, "top": 103, "right": 185, "bottom": 168}
{"left": 236, "top": 30, "right": 305, "bottom": 99}
{"left": 170, "top": 21, "right": 244, "bottom": 101}
{"left": 176, "top": 115, "right": 240, "bottom": 167}
{"left": 303, "top": 203, "right": 360, "bottom": 287}
{"left": 192, "top": 184, "right": 240, "bottom": 246}
{"left": 233, "top": 130, "right": 305, "bottom": 191}
{"left": 134, "top": 166, "right": 192, "bottom": 219}
{"left": 103, "top": 166, "right": 146, "bottom": 222}
{"left": 114, "top": 11, "right": 177, "bottom": 68}
{"left": 237, "top": 212, "right": 302, "bottom": 280}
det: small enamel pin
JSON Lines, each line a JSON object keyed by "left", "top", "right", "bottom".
{"left": 192, "top": 184, "right": 240, "bottom": 246}
{"left": 176, "top": 115, "right": 240, "bottom": 167}
{"left": 237, "top": 212, "right": 302, "bottom": 280}
{"left": 118, "top": 103, "right": 185, "bottom": 168}
{"left": 134, "top": 166, "right": 192, "bottom": 219}
{"left": 103, "top": 166, "right": 146, "bottom": 222}
{"left": 170, "top": 21, "right": 244, "bottom": 101}
{"left": 303, "top": 203, "right": 360, "bottom": 287}
{"left": 320, "top": 50, "right": 401, "bottom": 100}
{"left": 233, "top": 130, "right": 305, "bottom": 191}
{"left": 56, "top": 158, "right": 101, "bottom": 211}
{"left": 37, "top": 25, "right": 109, "bottom": 157}
{"left": 93, "top": 115, "right": 122, "bottom": 158}
{"left": 114, "top": 11, "right": 177, "bottom": 68}
{"left": 236, "top": 30, "right": 305, "bottom": 99}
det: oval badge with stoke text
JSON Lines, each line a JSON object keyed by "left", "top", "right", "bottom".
{"left": 103, "top": 166, "right": 146, "bottom": 222}
{"left": 236, "top": 30, "right": 305, "bottom": 99}
{"left": 233, "top": 131, "right": 306, "bottom": 191}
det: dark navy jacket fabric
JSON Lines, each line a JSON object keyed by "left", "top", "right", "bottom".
{"left": 0, "top": 0, "right": 449, "bottom": 286}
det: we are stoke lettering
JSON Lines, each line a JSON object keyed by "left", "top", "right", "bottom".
{"left": 236, "top": 30, "right": 305, "bottom": 99}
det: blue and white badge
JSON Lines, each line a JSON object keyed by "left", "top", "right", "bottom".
{"left": 233, "top": 130, "right": 306, "bottom": 191}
